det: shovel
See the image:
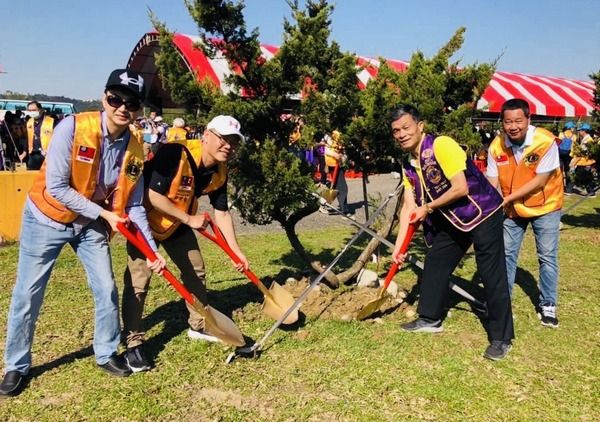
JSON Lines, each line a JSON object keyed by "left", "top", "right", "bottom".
{"left": 356, "top": 217, "right": 420, "bottom": 320}
{"left": 318, "top": 165, "right": 340, "bottom": 204}
{"left": 197, "top": 212, "right": 298, "bottom": 325}
{"left": 117, "top": 221, "right": 245, "bottom": 347}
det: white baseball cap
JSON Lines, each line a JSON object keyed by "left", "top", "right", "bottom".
{"left": 206, "top": 115, "right": 245, "bottom": 142}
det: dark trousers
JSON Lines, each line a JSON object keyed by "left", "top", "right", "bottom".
{"left": 559, "top": 153, "right": 573, "bottom": 192}
{"left": 418, "top": 209, "right": 514, "bottom": 342}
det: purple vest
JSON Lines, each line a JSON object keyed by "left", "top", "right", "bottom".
{"left": 404, "top": 134, "right": 502, "bottom": 246}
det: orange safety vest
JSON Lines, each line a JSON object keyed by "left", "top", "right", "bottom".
{"left": 147, "top": 139, "right": 227, "bottom": 240}
{"left": 166, "top": 127, "right": 188, "bottom": 143}
{"left": 29, "top": 112, "right": 144, "bottom": 224}
{"left": 489, "top": 127, "right": 563, "bottom": 218}
{"left": 26, "top": 115, "right": 54, "bottom": 153}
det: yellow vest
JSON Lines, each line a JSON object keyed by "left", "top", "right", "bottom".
{"left": 489, "top": 127, "right": 563, "bottom": 218}
{"left": 29, "top": 112, "right": 144, "bottom": 223}
{"left": 26, "top": 115, "right": 54, "bottom": 153}
{"left": 166, "top": 127, "right": 188, "bottom": 143}
{"left": 147, "top": 140, "right": 228, "bottom": 240}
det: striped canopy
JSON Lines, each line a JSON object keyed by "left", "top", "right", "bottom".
{"left": 128, "top": 32, "right": 595, "bottom": 117}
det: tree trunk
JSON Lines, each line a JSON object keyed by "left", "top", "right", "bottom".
{"left": 276, "top": 205, "right": 340, "bottom": 288}
{"left": 336, "top": 189, "right": 403, "bottom": 285}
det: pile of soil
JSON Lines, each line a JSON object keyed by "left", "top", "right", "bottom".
{"left": 279, "top": 277, "right": 414, "bottom": 322}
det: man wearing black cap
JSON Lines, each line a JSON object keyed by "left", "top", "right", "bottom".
{"left": 0, "top": 69, "right": 165, "bottom": 397}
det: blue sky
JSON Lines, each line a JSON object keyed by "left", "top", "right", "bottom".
{"left": 2, "top": 0, "right": 599, "bottom": 100}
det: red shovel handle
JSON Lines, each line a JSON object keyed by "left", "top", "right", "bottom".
{"left": 331, "top": 165, "right": 340, "bottom": 188}
{"left": 117, "top": 221, "right": 197, "bottom": 306}
{"left": 197, "top": 213, "right": 262, "bottom": 287}
{"left": 382, "top": 217, "right": 420, "bottom": 291}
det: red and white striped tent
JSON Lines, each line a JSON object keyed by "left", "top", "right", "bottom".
{"left": 128, "top": 32, "right": 595, "bottom": 117}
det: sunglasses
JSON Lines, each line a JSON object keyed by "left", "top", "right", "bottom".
{"left": 209, "top": 129, "right": 239, "bottom": 148}
{"left": 106, "top": 94, "right": 141, "bottom": 112}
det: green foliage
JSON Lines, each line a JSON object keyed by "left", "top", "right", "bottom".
{"left": 230, "top": 139, "right": 316, "bottom": 225}
{"left": 348, "top": 27, "right": 495, "bottom": 164}
{"left": 590, "top": 69, "right": 600, "bottom": 134}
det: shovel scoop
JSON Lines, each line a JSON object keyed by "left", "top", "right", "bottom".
{"left": 317, "top": 165, "right": 340, "bottom": 204}
{"left": 356, "top": 216, "right": 420, "bottom": 321}
{"left": 197, "top": 213, "right": 298, "bottom": 325}
{"left": 117, "top": 221, "right": 246, "bottom": 347}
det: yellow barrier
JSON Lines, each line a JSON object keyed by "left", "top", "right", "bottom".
{"left": 0, "top": 171, "right": 39, "bottom": 242}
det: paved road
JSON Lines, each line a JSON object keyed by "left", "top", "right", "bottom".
{"left": 204, "top": 173, "right": 403, "bottom": 235}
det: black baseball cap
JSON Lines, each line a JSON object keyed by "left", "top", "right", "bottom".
{"left": 105, "top": 68, "right": 146, "bottom": 102}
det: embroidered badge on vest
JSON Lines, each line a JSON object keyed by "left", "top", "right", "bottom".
{"left": 125, "top": 156, "right": 143, "bottom": 182}
{"left": 425, "top": 166, "right": 442, "bottom": 184}
{"left": 524, "top": 153, "right": 539, "bottom": 165}
{"left": 421, "top": 148, "right": 434, "bottom": 159}
{"left": 76, "top": 146, "right": 96, "bottom": 163}
{"left": 180, "top": 176, "right": 194, "bottom": 191}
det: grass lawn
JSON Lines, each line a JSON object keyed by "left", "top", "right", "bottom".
{"left": 0, "top": 195, "right": 599, "bottom": 421}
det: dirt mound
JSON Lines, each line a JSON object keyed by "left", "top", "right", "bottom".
{"left": 280, "top": 277, "right": 414, "bottom": 322}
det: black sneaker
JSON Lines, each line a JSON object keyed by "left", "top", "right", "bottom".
{"left": 484, "top": 341, "right": 512, "bottom": 361}
{"left": 539, "top": 304, "right": 559, "bottom": 328}
{"left": 97, "top": 354, "right": 132, "bottom": 377}
{"left": 400, "top": 317, "right": 443, "bottom": 333}
{"left": 125, "top": 346, "right": 152, "bottom": 373}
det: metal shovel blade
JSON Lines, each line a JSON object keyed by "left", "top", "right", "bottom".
{"left": 261, "top": 282, "right": 298, "bottom": 325}
{"left": 201, "top": 304, "right": 246, "bottom": 347}
{"left": 356, "top": 291, "right": 390, "bottom": 321}
{"left": 317, "top": 184, "right": 338, "bottom": 204}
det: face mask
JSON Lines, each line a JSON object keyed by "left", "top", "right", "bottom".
{"left": 29, "top": 111, "right": 41, "bottom": 119}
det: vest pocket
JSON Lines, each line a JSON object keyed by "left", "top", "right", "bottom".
{"left": 522, "top": 189, "right": 545, "bottom": 208}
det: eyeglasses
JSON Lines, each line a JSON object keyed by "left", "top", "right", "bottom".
{"left": 106, "top": 93, "right": 141, "bottom": 112}
{"left": 209, "top": 129, "right": 239, "bottom": 148}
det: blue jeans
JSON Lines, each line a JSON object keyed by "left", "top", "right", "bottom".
{"left": 3, "top": 207, "right": 121, "bottom": 375}
{"left": 503, "top": 210, "right": 561, "bottom": 306}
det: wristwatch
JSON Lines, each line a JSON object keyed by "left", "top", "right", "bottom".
{"left": 424, "top": 203, "right": 434, "bottom": 214}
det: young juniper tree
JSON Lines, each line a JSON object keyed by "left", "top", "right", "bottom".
{"left": 152, "top": 0, "right": 362, "bottom": 287}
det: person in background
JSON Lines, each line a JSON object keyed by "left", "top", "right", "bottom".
{"left": 390, "top": 104, "right": 514, "bottom": 361}
{"left": 122, "top": 115, "right": 249, "bottom": 373}
{"left": 487, "top": 98, "right": 563, "bottom": 328}
{"left": 0, "top": 68, "right": 165, "bottom": 397}
{"left": 166, "top": 117, "right": 188, "bottom": 143}
{"left": 324, "top": 130, "right": 350, "bottom": 215}
{"left": 570, "top": 123, "right": 597, "bottom": 197}
{"left": 23, "top": 101, "right": 56, "bottom": 170}
{"left": 558, "top": 121, "right": 577, "bottom": 194}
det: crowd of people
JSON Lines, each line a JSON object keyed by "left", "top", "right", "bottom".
{"left": 0, "top": 67, "right": 597, "bottom": 397}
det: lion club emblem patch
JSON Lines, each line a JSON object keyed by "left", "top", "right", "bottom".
{"left": 125, "top": 157, "right": 143, "bottom": 182}
{"left": 524, "top": 153, "right": 539, "bottom": 165}
{"left": 425, "top": 166, "right": 442, "bottom": 184}
{"left": 421, "top": 148, "right": 434, "bottom": 159}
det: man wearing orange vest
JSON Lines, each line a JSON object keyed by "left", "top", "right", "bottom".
{"left": 487, "top": 98, "right": 563, "bottom": 328}
{"left": 24, "top": 101, "right": 56, "bottom": 170}
{"left": 0, "top": 69, "right": 166, "bottom": 397}
{"left": 121, "top": 115, "right": 249, "bottom": 373}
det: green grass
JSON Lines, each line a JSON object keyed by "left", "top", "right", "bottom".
{"left": 0, "top": 195, "right": 599, "bottom": 421}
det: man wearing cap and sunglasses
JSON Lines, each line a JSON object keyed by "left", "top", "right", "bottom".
{"left": 121, "top": 115, "right": 249, "bottom": 373}
{"left": 0, "top": 69, "right": 166, "bottom": 397}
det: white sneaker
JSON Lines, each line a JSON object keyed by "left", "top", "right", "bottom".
{"left": 187, "top": 329, "right": 221, "bottom": 343}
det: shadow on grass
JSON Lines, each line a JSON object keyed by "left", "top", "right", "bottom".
{"left": 560, "top": 207, "right": 600, "bottom": 229}
{"left": 514, "top": 267, "right": 540, "bottom": 311}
